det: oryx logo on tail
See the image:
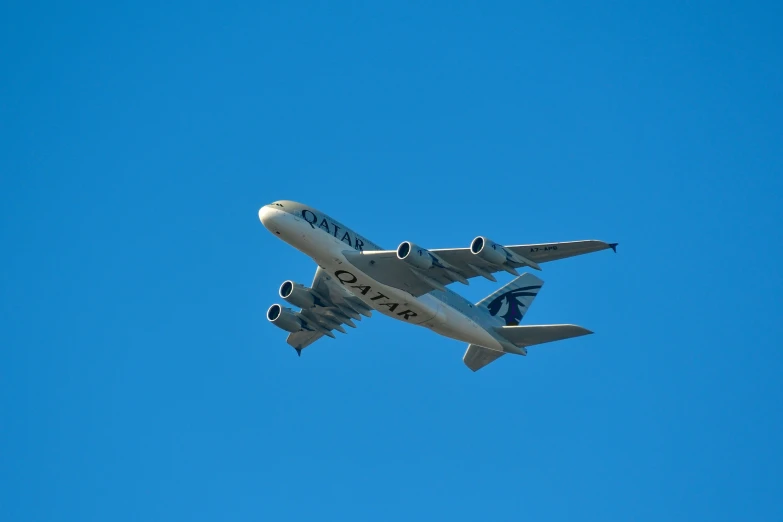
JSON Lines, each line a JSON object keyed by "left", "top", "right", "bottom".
{"left": 486, "top": 285, "right": 542, "bottom": 326}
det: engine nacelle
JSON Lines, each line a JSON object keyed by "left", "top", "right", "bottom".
{"left": 267, "top": 304, "right": 306, "bottom": 333}
{"left": 470, "top": 236, "right": 509, "bottom": 266}
{"left": 279, "top": 280, "right": 316, "bottom": 309}
{"left": 397, "top": 241, "right": 433, "bottom": 270}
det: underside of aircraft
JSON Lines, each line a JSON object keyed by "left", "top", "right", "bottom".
{"left": 259, "top": 201, "right": 617, "bottom": 371}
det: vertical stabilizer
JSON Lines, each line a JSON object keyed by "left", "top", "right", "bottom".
{"left": 476, "top": 273, "right": 543, "bottom": 326}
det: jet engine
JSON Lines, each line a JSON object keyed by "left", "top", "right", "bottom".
{"left": 470, "top": 236, "right": 541, "bottom": 272}
{"left": 397, "top": 241, "right": 434, "bottom": 270}
{"left": 279, "top": 280, "right": 316, "bottom": 308}
{"left": 267, "top": 304, "right": 306, "bottom": 333}
{"left": 470, "top": 236, "right": 509, "bottom": 266}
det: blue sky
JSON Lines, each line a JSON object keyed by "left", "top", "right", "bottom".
{"left": 2, "top": 1, "right": 782, "bottom": 520}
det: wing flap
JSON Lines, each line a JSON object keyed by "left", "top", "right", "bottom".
{"left": 287, "top": 330, "right": 327, "bottom": 351}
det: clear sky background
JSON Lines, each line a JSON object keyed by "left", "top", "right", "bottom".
{"left": 2, "top": 1, "right": 782, "bottom": 521}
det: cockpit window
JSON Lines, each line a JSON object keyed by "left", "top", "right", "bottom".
{"left": 273, "top": 202, "right": 285, "bottom": 208}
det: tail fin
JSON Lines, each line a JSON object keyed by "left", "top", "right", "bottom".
{"left": 476, "top": 273, "right": 543, "bottom": 326}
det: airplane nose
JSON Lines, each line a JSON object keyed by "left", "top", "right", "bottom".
{"left": 259, "top": 205, "right": 285, "bottom": 234}
{"left": 258, "top": 205, "right": 275, "bottom": 229}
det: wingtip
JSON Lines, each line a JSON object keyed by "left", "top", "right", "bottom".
{"left": 609, "top": 242, "right": 618, "bottom": 253}
{"left": 295, "top": 348, "right": 302, "bottom": 357}
{"left": 568, "top": 324, "right": 594, "bottom": 336}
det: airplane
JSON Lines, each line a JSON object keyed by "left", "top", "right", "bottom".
{"left": 259, "top": 200, "right": 617, "bottom": 371}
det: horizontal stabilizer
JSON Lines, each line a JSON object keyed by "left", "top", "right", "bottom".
{"left": 463, "top": 344, "right": 505, "bottom": 372}
{"left": 496, "top": 324, "right": 592, "bottom": 347}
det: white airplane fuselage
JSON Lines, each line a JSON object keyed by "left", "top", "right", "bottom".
{"left": 258, "top": 202, "right": 512, "bottom": 352}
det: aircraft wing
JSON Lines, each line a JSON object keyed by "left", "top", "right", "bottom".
{"left": 286, "top": 267, "right": 372, "bottom": 351}
{"left": 343, "top": 240, "right": 616, "bottom": 297}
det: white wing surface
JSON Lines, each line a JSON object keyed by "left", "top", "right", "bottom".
{"left": 344, "top": 240, "right": 616, "bottom": 297}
